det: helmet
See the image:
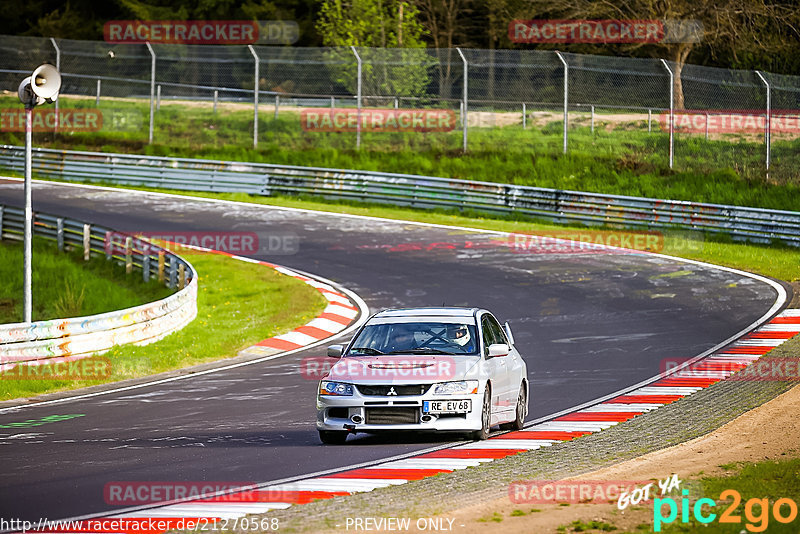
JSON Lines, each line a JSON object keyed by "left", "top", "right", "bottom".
{"left": 448, "top": 324, "right": 471, "bottom": 347}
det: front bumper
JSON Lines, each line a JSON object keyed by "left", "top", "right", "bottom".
{"left": 316, "top": 386, "right": 484, "bottom": 433}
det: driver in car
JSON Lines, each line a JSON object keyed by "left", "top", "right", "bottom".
{"left": 447, "top": 324, "right": 475, "bottom": 352}
{"left": 388, "top": 325, "right": 418, "bottom": 353}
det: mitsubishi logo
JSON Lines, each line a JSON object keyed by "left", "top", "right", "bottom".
{"left": 387, "top": 387, "right": 398, "bottom": 396}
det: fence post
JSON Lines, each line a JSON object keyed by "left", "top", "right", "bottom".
{"left": 57, "top": 218, "right": 64, "bottom": 251}
{"left": 648, "top": 109, "right": 652, "bottom": 132}
{"left": 248, "top": 45, "right": 259, "bottom": 148}
{"left": 661, "top": 59, "right": 675, "bottom": 169}
{"left": 591, "top": 105, "right": 595, "bottom": 133}
{"left": 213, "top": 90, "right": 218, "bottom": 113}
{"left": 754, "top": 71, "right": 771, "bottom": 172}
{"left": 104, "top": 231, "right": 113, "bottom": 260}
{"left": 456, "top": 47, "right": 468, "bottom": 153}
{"left": 350, "top": 46, "right": 362, "bottom": 150}
{"left": 158, "top": 251, "right": 165, "bottom": 283}
{"left": 125, "top": 236, "right": 133, "bottom": 274}
{"left": 274, "top": 94, "right": 279, "bottom": 119}
{"left": 143, "top": 255, "right": 150, "bottom": 282}
{"left": 145, "top": 42, "right": 156, "bottom": 144}
{"left": 83, "top": 223, "right": 91, "bottom": 261}
{"left": 555, "top": 51, "right": 568, "bottom": 154}
{"left": 522, "top": 102, "right": 526, "bottom": 129}
{"left": 169, "top": 258, "right": 177, "bottom": 288}
{"left": 50, "top": 38, "right": 60, "bottom": 133}
{"left": 659, "top": 59, "right": 674, "bottom": 169}
{"left": 156, "top": 85, "right": 161, "bottom": 111}
{"left": 96, "top": 80, "right": 101, "bottom": 107}
{"left": 178, "top": 263, "right": 186, "bottom": 289}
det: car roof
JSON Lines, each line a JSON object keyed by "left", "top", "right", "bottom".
{"left": 374, "top": 307, "right": 480, "bottom": 318}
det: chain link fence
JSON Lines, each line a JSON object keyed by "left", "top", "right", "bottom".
{"left": 0, "top": 34, "right": 798, "bottom": 181}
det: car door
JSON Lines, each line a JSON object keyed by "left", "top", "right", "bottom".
{"left": 481, "top": 314, "right": 511, "bottom": 424}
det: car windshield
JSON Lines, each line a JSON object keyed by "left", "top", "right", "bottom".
{"left": 347, "top": 321, "right": 479, "bottom": 356}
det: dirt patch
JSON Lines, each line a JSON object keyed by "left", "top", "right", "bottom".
{"left": 790, "top": 281, "right": 800, "bottom": 307}
{"left": 379, "top": 383, "right": 800, "bottom": 533}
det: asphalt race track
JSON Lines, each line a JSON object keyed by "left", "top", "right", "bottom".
{"left": 0, "top": 180, "right": 786, "bottom": 522}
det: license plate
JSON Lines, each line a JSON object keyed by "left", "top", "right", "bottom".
{"left": 423, "top": 399, "right": 471, "bottom": 414}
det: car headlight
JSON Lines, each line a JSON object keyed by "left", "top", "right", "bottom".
{"left": 432, "top": 380, "right": 479, "bottom": 395}
{"left": 319, "top": 381, "right": 354, "bottom": 396}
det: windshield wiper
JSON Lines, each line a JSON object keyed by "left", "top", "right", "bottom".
{"left": 387, "top": 348, "right": 454, "bottom": 355}
{"left": 349, "top": 347, "right": 385, "bottom": 355}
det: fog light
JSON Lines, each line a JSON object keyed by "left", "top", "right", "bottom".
{"left": 351, "top": 414, "right": 363, "bottom": 424}
{"left": 421, "top": 414, "right": 434, "bottom": 423}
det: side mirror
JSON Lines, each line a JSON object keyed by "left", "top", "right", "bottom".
{"left": 327, "top": 344, "right": 343, "bottom": 358}
{"left": 504, "top": 321, "right": 515, "bottom": 346}
{"left": 487, "top": 343, "right": 509, "bottom": 358}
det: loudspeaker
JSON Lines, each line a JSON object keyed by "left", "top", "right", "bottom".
{"left": 31, "top": 64, "right": 61, "bottom": 102}
{"left": 17, "top": 63, "right": 61, "bottom": 107}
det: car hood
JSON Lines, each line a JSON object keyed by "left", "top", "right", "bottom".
{"left": 323, "top": 354, "right": 481, "bottom": 384}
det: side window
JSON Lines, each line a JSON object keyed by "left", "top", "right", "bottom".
{"left": 481, "top": 317, "right": 497, "bottom": 357}
{"left": 487, "top": 315, "right": 508, "bottom": 345}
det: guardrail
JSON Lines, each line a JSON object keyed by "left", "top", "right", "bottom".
{"left": 1, "top": 145, "right": 799, "bottom": 247}
{"left": 0, "top": 202, "right": 197, "bottom": 370}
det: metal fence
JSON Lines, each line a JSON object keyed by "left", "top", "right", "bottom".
{"left": 0, "top": 202, "right": 197, "bottom": 368}
{"left": 1, "top": 145, "right": 798, "bottom": 248}
{"left": 0, "top": 35, "right": 798, "bottom": 179}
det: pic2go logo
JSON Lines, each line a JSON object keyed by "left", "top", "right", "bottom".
{"left": 654, "top": 489, "right": 799, "bottom": 532}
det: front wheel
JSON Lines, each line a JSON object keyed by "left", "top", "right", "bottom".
{"left": 319, "top": 430, "right": 349, "bottom": 445}
{"left": 469, "top": 387, "right": 491, "bottom": 440}
{"left": 500, "top": 384, "right": 527, "bottom": 431}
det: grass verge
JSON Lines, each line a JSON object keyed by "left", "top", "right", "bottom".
{"left": 652, "top": 457, "right": 800, "bottom": 533}
{"left": 2, "top": 95, "right": 799, "bottom": 210}
{"left": 1, "top": 246, "right": 328, "bottom": 401}
{"left": 0, "top": 237, "right": 172, "bottom": 323}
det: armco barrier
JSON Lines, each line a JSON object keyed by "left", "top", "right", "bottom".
{"left": 0, "top": 203, "right": 197, "bottom": 370}
{"left": 1, "top": 145, "right": 799, "bottom": 247}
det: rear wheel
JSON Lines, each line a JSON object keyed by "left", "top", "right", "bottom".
{"left": 318, "top": 430, "right": 349, "bottom": 445}
{"left": 500, "top": 384, "right": 527, "bottom": 431}
{"left": 470, "top": 387, "right": 492, "bottom": 440}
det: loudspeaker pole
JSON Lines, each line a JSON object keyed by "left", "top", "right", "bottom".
{"left": 17, "top": 64, "right": 61, "bottom": 324}
{"left": 23, "top": 105, "right": 32, "bottom": 323}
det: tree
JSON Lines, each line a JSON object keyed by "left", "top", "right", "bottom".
{"left": 414, "top": 0, "right": 468, "bottom": 99}
{"left": 509, "top": 0, "right": 800, "bottom": 108}
{"left": 316, "top": 0, "right": 430, "bottom": 100}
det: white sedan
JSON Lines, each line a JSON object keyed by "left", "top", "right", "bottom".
{"left": 316, "top": 307, "right": 528, "bottom": 444}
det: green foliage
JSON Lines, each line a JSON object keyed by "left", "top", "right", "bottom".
{"left": 560, "top": 519, "right": 616, "bottom": 532}
{"left": 317, "top": 0, "right": 429, "bottom": 98}
{"left": 317, "top": 0, "right": 425, "bottom": 48}
{"left": 52, "top": 279, "right": 86, "bottom": 318}
{"left": 3, "top": 94, "right": 800, "bottom": 214}
{"left": 0, "top": 238, "right": 171, "bottom": 323}
{"left": 1, "top": 244, "right": 327, "bottom": 400}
